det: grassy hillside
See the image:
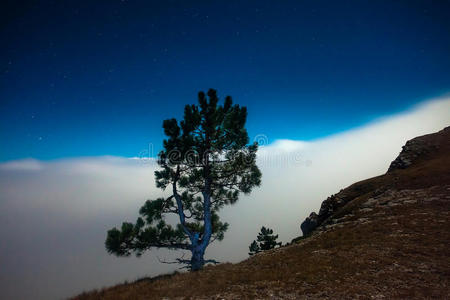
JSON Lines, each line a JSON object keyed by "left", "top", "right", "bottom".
{"left": 73, "top": 127, "right": 450, "bottom": 299}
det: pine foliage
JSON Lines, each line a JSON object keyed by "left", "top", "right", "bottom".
{"left": 105, "top": 89, "right": 262, "bottom": 270}
{"left": 249, "top": 226, "right": 282, "bottom": 256}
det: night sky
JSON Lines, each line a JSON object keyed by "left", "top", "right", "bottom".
{"left": 1, "top": 0, "right": 449, "bottom": 161}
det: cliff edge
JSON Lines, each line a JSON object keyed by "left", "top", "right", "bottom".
{"left": 301, "top": 126, "right": 450, "bottom": 236}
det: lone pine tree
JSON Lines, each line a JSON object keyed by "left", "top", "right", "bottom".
{"left": 248, "top": 226, "right": 282, "bottom": 256}
{"left": 105, "top": 89, "right": 262, "bottom": 271}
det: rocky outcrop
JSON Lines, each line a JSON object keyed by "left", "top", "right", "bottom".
{"left": 300, "top": 190, "right": 359, "bottom": 236}
{"left": 388, "top": 126, "right": 449, "bottom": 172}
{"left": 300, "top": 126, "right": 450, "bottom": 236}
{"left": 387, "top": 137, "right": 439, "bottom": 172}
{"left": 387, "top": 139, "right": 428, "bottom": 171}
{"left": 317, "top": 185, "right": 450, "bottom": 233}
{"left": 300, "top": 212, "right": 318, "bottom": 236}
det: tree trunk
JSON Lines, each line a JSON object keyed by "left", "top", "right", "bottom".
{"left": 190, "top": 246, "right": 205, "bottom": 271}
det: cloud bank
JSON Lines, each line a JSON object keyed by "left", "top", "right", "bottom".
{"left": 0, "top": 97, "right": 449, "bottom": 299}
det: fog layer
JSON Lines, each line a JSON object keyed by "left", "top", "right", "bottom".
{"left": 1, "top": 97, "right": 449, "bottom": 299}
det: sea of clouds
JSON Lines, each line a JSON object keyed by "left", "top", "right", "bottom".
{"left": 1, "top": 96, "right": 449, "bottom": 299}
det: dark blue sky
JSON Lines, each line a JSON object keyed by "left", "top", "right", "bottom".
{"left": 1, "top": 0, "right": 449, "bottom": 161}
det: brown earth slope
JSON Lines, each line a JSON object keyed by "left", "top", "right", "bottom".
{"left": 74, "top": 127, "right": 450, "bottom": 299}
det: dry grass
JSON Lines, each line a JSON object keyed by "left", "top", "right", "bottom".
{"left": 73, "top": 128, "right": 450, "bottom": 299}
{"left": 73, "top": 187, "right": 450, "bottom": 299}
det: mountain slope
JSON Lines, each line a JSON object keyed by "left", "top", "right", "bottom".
{"left": 74, "top": 127, "right": 450, "bottom": 299}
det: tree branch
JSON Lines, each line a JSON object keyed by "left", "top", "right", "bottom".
{"left": 204, "top": 259, "right": 220, "bottom": 265}
{"left": 156, "top": 252, "right": 191, "bottom": 265}
{"left": 173, "top": 165, "right": 194, "bottom": 241}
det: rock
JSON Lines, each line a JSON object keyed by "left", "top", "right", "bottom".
{"left": 387, "top": 127, "right": 449, "bottom": 173}
{"left": 387, "top": 139, "right": 426, "bottom": 171}
{"left": 361, "top": 197, "right": 378, "bottom": 208}
{"left": 299, "top": 126, "right": 450, "bottom": 236}
{"left": 300, "top": 191, "right": 369, "bottom": 236}
{"left": 300, "top": 212, "right": 318, "bottom": 236}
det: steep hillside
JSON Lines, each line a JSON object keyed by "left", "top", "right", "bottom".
{"left": 74, "top": 127, "right": 450, "bottom": 299}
